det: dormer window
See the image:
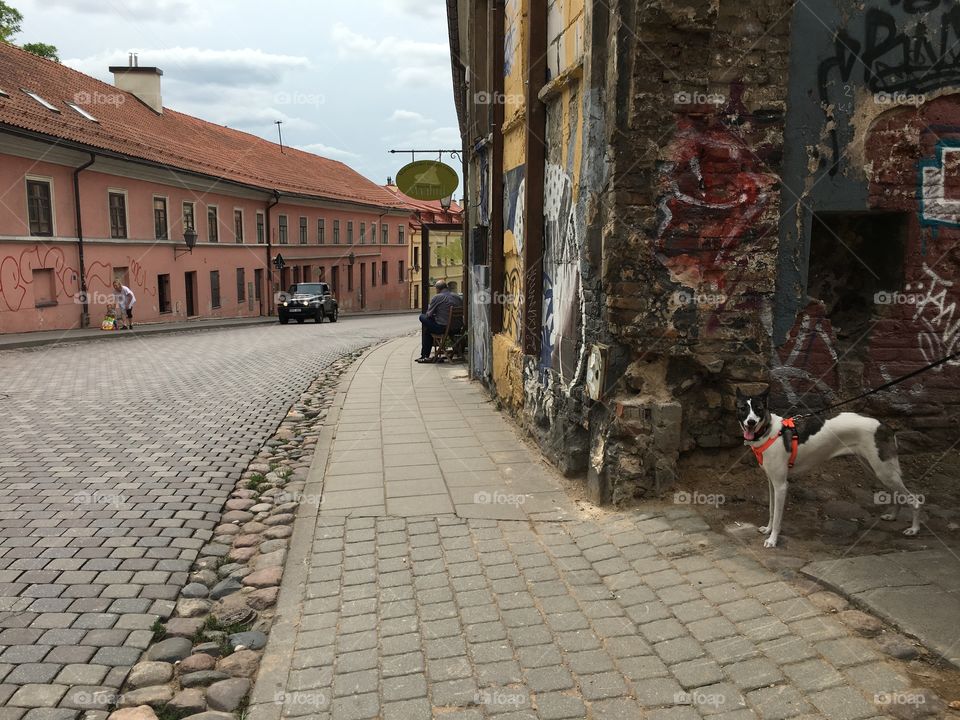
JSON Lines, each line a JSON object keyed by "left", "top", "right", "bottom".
{"left": 65, "top": 101, "right": 98, "bottom": 122}
{"left": 22, "top": 89, "right": 59, "bottom": 112}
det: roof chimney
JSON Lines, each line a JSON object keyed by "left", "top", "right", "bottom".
{"left": 109, "top": 58, "right": 163, "bottom": 114}
{"left": 387, "top": 176, "right": 393, "bottom": 185}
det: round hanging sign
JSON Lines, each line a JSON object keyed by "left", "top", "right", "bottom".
{"left": 395, "top": 160, "right": 459, "bottom": 201}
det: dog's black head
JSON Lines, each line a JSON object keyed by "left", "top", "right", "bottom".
{"left": 736, "top": 388, "right": 771, "bottom": 441}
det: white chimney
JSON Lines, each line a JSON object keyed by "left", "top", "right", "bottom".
{"left": 109, "top": 58, "right": 163, "bottom": 114}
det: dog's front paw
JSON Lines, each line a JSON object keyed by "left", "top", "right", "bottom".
{"left": 759, "top": 525, "right": 771, "bottom": 535}
{"left": 763, "top": 536, "right": 778, "bottom": 548}
{"left": 902, "top": 527, "right": 919, "bottom": 537}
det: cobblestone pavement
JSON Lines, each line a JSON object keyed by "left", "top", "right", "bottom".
{"left": 250, "top": 338, "right": 917, "bottom": 720}
{"left": 0, "top": 317, "right": 412, "bottom": 716}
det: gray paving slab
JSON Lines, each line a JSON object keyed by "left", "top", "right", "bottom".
{"left": 802, "top": 550, "right": 960, "bottom": 667}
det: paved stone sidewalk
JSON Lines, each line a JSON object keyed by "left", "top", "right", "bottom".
{"left": 803, "top": 549, "right": 960, "bottom": 668}
{"left": 249, "top": 337, "right": 916, "bottom": 720}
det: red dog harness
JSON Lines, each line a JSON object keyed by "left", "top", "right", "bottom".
{"left": 751, "top": 417, "right": 799, "bottom": 468}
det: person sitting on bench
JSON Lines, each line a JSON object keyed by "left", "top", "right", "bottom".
{"left": 416, "top": 280, "right": 463, "bottom": 363}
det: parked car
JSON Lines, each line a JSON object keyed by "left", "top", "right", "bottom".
{"left": 278, "top": 282, "right": 339, "bottom": 324}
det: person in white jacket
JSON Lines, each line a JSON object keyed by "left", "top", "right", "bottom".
{"left": 112, "top": 280, "right": 136, "bottom": 330}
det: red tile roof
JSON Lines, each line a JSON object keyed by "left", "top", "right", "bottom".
{"left": 0, "top": 43, "right": 403, "bottom": 209}
{"left": 383, "top": 183, "right": 463, "bottom": 226}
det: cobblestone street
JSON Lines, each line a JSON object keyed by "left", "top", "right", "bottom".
{"left": 0, "top": 318, "right": 413, "bottom": 716}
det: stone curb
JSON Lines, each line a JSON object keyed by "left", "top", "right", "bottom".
{"left": 100, "top": 347, "right": 370, "bottom": 720}
{"left": 245, "top": 342, "right": 378, "bottom": 720}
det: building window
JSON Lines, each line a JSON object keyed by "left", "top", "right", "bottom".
{"left": 414, "top": 247, "right": 420, "bottom": 268}
{"left": 371, "top": 223, "right": 377, "bottom": 246}
{"left": 371, "top": 261, "right": 377, "bottom": 287}
{"left": 399, "top": 260, "right": 405, "bottom": 283}
{"left": 26, "top": 179, "right": 53, "bottom": 237}
{"left": 333, "top": 220, "right": 340, "bottom": 245}
{"left": 182, "top": 202, "right": 195, "bottom": 232}
{"left": 108, "top": 192, "right": 127, "bottom": 239}
{"left": 210, "top": 270, "right": 221, "bottom": 308}
{"left": 360, "top": 222, "right": 366, "bottom": 245}
{"left": 158, "top": 274, "right": 171, "bottom": 313}
{"left": 382, "top": 224, "right": 388, "bottom": 244}
{"left": 299, "top": 216, "right": 308, "bottom": 244}
{"left": 256, "top": 212, "right": 265, "bottom": 244}
{"left": 347, "top": 264, "right": 354, "bottom": 291}
{"left": 32, "top": 268, "right": 56, "bottom": 306}
{"left": 207, "top": 206, "right": 219, "bottom": 242}
{"left": 234, "top": 209, "right": 244, "bottom": 243}
{"left": 318, "top": 218, "right": 325, "bottom": 244}
{"left": 237, "top": 268, "right": 246, "bottom": 303}
{"left": 382, "top": 260, "right": 388, "bottom": 285}
{"left": 154, "top": 197, "right": 168, "bottom": 240}
{"left": 398, "top": 225, "right": 404, "bottom": 244}
{"left": 279, "top": 214, "right": 288, "bottom": 244}
{"left": 347, "top": 221, "right": 354, "bottom": 244}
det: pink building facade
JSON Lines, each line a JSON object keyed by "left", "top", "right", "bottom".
{"left": 0, "top": 45, "right": 409, "bottom": 334}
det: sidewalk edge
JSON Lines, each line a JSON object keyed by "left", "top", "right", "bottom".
{"left": 245, "top": 341, "right": 379, "bottom": 720}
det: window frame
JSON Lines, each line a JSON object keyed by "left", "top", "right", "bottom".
{"left": 360, "top": 221, "right": 366, "bottom": 245}
{"left": 234, "top": 208, "right": 244, "bottom": 244}
{"left": 107, "top": 189, "right": 128, "bottom": 240}
{"left": 382, "top": 260, "right": 388, "bottom": 285}
{"left": 158, "top": 273, "right": 172, "bottom": 313}
{"left": 347, "top": 221, "right": 354, "bottom": 245}
{"left": 398, "top": 224, "right": 405, "bottom": 244}
{"left": 256, "top": 211, "right": 265, "bottom": 244}
{"left": 182, "top": 201, "right": 196, "bottom": 233}
{"left": 153, "top": 195, "right": 169, "bottom": 240}
{"left": 382, "top": 224, "right": 388, "bottom": 244}
{"left": 25, "top": 176, "right": 55, "bottom": 237}
{"left": 237, "top": 267, "right": 246, "bottom": 303}
{"left": 279, "top": 214, "right": 288, "bottom": 244}
{"left": 333, "top": 219, "right": 340, "bottom": 245}
{"left": 207, "top": 204, "right": 219, "bottom": 243}
{"left": 318, "top": 218, "right": 325, "bottom": 244}
{"left": 299, "top": 215, "right": 308, "bottom": 244}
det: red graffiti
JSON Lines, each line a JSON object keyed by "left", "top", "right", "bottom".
{"left": 126, "top": 256, "right": 156, "bottom": 298}
{"left": 655, "top": 82, "right": 779, "bottom": 289}
{"left": 0, "top": 246, "right": 80, "bottom": 312}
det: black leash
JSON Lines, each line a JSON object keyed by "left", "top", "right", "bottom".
{"left": 790, "top": 348, "right": 960, "bottom": 421}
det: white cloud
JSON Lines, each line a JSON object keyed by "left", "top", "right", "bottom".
{"left": 27, "top": 0, "right": 195, "bottom": 22}
{"left": 66, "top": 47, "right": 310, "bottom": 87}
{"left": 389, "top": 109, "right": 432, "bottom": 124}
{"left": 331, "top": 23, "right": 450, "bottom": 88}
{"left": 298, "top": 143, "right": 360, "bottom": 161}
{"left": 382, "top": 0, "right": 444, "bottom": 19}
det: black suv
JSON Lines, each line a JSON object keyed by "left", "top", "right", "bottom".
{"left": 278, "top": 283, "right": 339, "bottom": 324}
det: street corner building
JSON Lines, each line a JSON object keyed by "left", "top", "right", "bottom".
{"left": 447, "top": 0, "right": 960, "bottom": 504}
{"left": 384, "top": 180, "right": 466, "bottom": 309}
{"left": 0, "top": 44, "right": 410, "bottom": 334}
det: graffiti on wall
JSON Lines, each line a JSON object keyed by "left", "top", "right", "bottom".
{"left": 919, "top": 140, "right": 960, "bottom": 227}
{"left": 503, "top": 166, "right": 526, "bottom": 343}
{"left": 771, "top": 312, "right": 841, "bottom": 407}
{"left": 912, "top": 262, "right": 960, "bottom": 369}
{"left": 540, "top": 163, "right": 585, "bottom": 388}
{"left": 0, "top": 245, "right": 154, "bottom": 313}
{"left": 471, "top": 265, "right": 491, "bottom": 379}
{"left": 818, "top": 2, "right": 960, "bottom": 171}
{"left": 655, "top": 84, "right": 778, "bottom": 291}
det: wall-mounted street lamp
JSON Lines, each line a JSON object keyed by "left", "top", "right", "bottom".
{"left": 440, "top": 195, "right": 453, "bottom": 211}
{"left": 174, "top": 227, "right": 198, "bottom": 260}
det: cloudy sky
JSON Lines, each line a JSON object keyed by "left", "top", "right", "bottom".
{"left": 15, "top": 0, "right": 461, "bottom": 188}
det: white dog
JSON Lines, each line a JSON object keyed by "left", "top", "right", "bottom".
{"left": 736, "top": 388, "right": 921, "bottom": 547}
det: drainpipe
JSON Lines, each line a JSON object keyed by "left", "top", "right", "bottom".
{"left": 265, "top": 190, "right": 281, "bottom": 316}
{"left": 73, "top": 152, "right": 96, "bottom": 328}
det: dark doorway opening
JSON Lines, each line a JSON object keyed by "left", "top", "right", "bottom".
{"left": 184, "top": 271, "right": 197, "bottom": 317}
{"left": 808, "top": 212, "right": 907, "bottom": 341}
